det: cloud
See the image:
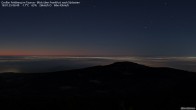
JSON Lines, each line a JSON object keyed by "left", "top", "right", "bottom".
{"left": 0, "top": 56, "right": 196, "bottom": 73}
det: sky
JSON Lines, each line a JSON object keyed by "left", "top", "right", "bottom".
{"left": 0, "top": 0, "right": 196, "bottom": 56}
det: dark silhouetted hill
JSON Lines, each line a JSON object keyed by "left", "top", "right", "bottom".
{"left": 0, "top": 62, "right": 196, "bottom": 110}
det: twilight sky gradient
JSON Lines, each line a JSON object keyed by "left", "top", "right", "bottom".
{"left": 0, "top": 0, "right": 196, "bottom": 56}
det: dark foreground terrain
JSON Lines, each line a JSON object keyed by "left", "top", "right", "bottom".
{"left": 0, "top": 62, "right": 196, "bottom": 110}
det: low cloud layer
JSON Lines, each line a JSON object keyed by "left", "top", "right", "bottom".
{"left": 0, "top": 56, "right": 196, "bottom": 73}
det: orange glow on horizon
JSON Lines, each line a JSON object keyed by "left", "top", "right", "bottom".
{"left": 0, "top": 50, "right": 88, "bottom": 56}
{"left": 0, "top": 50, "right": 108, "bottom": 56}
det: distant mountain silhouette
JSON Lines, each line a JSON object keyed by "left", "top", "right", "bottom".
{"left": 0, "top": 62, "right": 196, "bottom": 110}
